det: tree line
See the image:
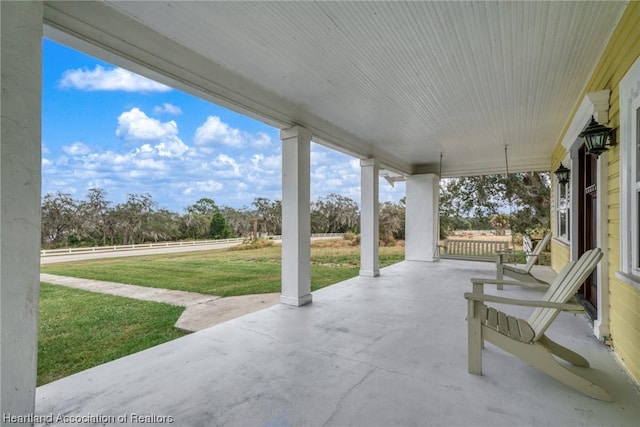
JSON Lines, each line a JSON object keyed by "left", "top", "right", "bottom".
{"left": 439, "top": 172, "right": 550, "bottom": 238}
{"left": 41, "top": 189, "right": 406, "bottom": 248}
{"left": 41, "top": 172, "right": 549, "bottom": 248}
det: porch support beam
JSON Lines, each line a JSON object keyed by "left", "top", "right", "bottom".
{"left": 1, "top": 0, "right": 43, "bottom": 419}
{"left": 280, "top": 126, "right": 312, "bottom": 306}
{"left": 360, "top": 158, "right": 380, "bottom": 277}
{"left": 405, "top": 174, "right": 439, "bottom": 262}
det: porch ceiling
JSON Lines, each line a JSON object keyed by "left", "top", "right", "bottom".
{"left": 44, "top": 1, "right": 626, "bottom": 176}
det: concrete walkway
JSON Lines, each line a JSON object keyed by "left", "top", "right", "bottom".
{"left": 40, "top": 274, "right": 280, "bottom": 332}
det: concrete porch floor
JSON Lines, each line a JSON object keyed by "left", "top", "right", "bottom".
{"left": 36, "top": 260, "right": 640, "bottom": 427}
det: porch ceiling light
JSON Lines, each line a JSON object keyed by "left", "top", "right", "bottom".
{"left": 579, "top": 116, "right": 616, "bottom": 157}
{"left": 554, "top": 164, "right": 570, "bottom": 185}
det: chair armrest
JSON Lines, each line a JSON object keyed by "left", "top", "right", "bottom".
{"left": 470, "top": 277, "right": 547, "bottom": 288}
{"left": 495, "top": 251, "right": 511, "bottom": 264}
{"left": 464, "top": 292, "right": 585, "bottom": 312}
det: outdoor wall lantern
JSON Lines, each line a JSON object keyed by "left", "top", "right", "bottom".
{"left": 554, "top": 164, "right": 570, "bottom": 184}
{"left": 579, "top": 116, "right": 616, "bottom": 157}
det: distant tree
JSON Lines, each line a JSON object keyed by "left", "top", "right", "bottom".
{"left": 439, "top": 181, "right": 469, "bottom": 238}
{"left": 182, "top": 198, "right": 220, "bottom": 239}
{"left": 188, "top": 198, "right": 219, "bottom": 216}
{"left": 77, "top": 187, "right": 111, "bottom": 245}
{"left": 311, "top": 193, "right": 360, "bottom": 233}
{"left": 41, "top": 192, "right": 80, "bottom": 247}
{"left": 490, "top": 213, "right": 510, "bottom": 236}
{"left": 505, "top": 172, "right": 550, "bottom": 235}
{"left": 180, "top": 211, "right": 210, "bottom": 239}
{"left": 439, "top": 172, "right": 550, "bottom": 237}
{"left": 147, "top": 209, "right": 182, "bottom": 242}
{"left": 379, "top": 200, "right": 405, "bottom": 244}
{"left": 110, "top": 193, "right": 156, "bottom": 244}
{"left": 210, "top": 211, "right": 233, "bottom": 239}
{"left": 221, "top": 206, "right": 253, "bottom": 237}
{"left": 252, "top": 197, "right": 281, "bottom": 235}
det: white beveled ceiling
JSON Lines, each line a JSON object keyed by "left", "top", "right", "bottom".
{"left": 44, "top": 1, "right": 627, "bottom": 177}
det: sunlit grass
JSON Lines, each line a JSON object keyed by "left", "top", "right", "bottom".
{"left": 38, "top": 239, "right": 404, "bottom": 384}
{"left": 41, "top": 239, "right": 405, "bottom": 296}
{"left": 38, "top": 283, "right": 186, "bottom": 385}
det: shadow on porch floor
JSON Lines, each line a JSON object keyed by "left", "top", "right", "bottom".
{"left": 36, "top": 260, "right": 640, "bottom": 426}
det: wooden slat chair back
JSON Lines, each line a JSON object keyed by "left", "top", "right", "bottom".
{"left": 522, "top": 232, "right": 551, "bottom": 271}
{"left": 465, "top": 248, "right": 611, "bottom": 401}
{"left": 495, "top": 232, "right": 552, "bottom": 287}
{"left": 523, "top": 234, "right": 533, "bottom": 255}
{"left": 480, "top": 260, "right": 577, "bottom": 344}
{"left": 528, "top": 249, "right": 601, "bottom": 339}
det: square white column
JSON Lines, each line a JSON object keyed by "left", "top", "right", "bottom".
{"left": 280, "top": 126, "right": 312, "bottom": 306}
{"left": 1, "top": 0, "right": 43, "bottom": 418}
{"left": 360, "top": 158, "right": 380, "bottom": 277}
{"left": 405, "top": 174, "right": 439, "bottom": 262}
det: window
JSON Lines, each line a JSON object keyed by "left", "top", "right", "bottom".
{"left": 619, "top": 56, "right": 640, "bottom": 285}
{"left": 556, "top": 179, "right": 570, "bottom": 241}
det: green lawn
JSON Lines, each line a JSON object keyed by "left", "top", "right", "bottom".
{"left": 38, "top": 283, "right": 186, "bottom": 385}
{"left": 38, "top": 240, "right": 404, "bottom": 384}
{"left": 41, "top": 241, "right": 405, "bottom": 296}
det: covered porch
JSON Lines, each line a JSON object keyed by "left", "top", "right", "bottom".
{"left": 3, "top": 1, "right": 638, "bottom": 421}
{"left": 36, "top": 260, "right": 640, "bottom": 426}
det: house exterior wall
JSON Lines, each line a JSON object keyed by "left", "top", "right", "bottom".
{"left": 549, "top": 1, "right": 640, "bottom": 382}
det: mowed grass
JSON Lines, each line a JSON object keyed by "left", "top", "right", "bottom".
{"left": 37, "top": 240, "right": 403, "bottom": 385}
{"left": 38, "top": 283, "right": 186, "bottom": 385}
{"left": 41, "top": 239, "right": 405, "bottom": 296}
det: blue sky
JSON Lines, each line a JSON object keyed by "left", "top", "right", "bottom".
{"left": 42, "top": 39, "right": 405, "bottom": 213}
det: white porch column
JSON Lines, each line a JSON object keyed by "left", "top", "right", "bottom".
{"left": 360, "top": 158, "right": 380, "bottom": 277}
{"left": 280, "top": 126, "right": 312, "bottom": 306}
{"left": 405, "top": 174, "right": 439, "bottom": 262}
{"left": 1, "top": 0, "right": 43, "bottom": 421}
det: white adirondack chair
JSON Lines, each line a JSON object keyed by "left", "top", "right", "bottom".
{"left": 465, "top": 248, "right": 611, "bottom": 401}
{"left": 495, "top": 232, "right": 552, "bottom": 288}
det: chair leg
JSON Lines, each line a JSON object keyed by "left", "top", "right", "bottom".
{"left": 467, "top": 300, "right": 483, "bottom": 375}
{"left": 484, "top": 328, "right": 611, "bottom": 401}
{"left": 538, "top": 335, "right": 589, "bottom": 367}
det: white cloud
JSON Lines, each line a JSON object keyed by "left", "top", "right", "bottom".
{"left": 310, "top": 150, "right": 328, "bottom": 163}
{"left": 253, "top": 132, "right": 273, "bottom": 148}
{"left": 210, "top": 154, "right": 241, "bottom": 178}
{"left": 42, "top": 109, "right": 406, "bottom": 212}
{"left": 56, "top": 156, "right": 69, "bottom": 166}
{"left": 194, "top": 116, "right": 243, "bottom": 146}
{"left": 153, "top": 103, "right": 183, "bottom": 115}
{"left": 155, "top": 139, "right": 189, "bottom": 158}
{"left": 59, "top": 65, "right": 171, "bottom": 92}
{"left": 116, "top": 108, "right": 179, "bottom": 141}
{"left": 193, "top": 180, "right": 225, "bottom": 193}
{"left": 62, "top": 141, "right": 91, "bottom": 156}
{"left": 250, "top": 153, "right": 280, "bottom": 172}
{"left": 132, "top": 157, "right": 167, "bottom": 171}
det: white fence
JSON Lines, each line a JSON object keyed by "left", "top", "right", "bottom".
{"left": 40, "top": 238, "right": 244, "bottom": 257}
{"left": 40, "top": 233, "right": 345, "bottom": 257}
